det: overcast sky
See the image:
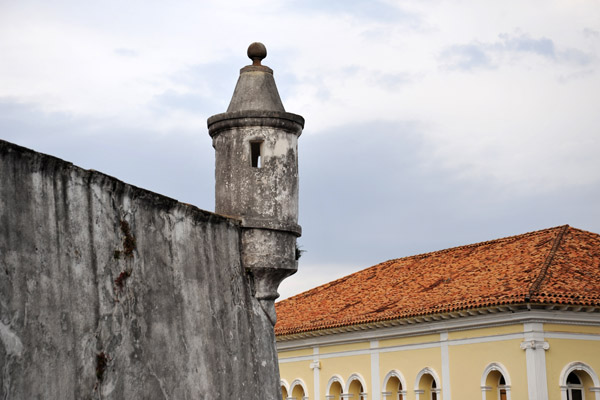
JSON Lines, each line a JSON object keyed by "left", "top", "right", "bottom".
{"left": 1, "top": 0, "right": 599, "bottom": 299}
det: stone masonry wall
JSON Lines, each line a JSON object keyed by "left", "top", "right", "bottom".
{"left": 0, "top": 139, "right": 281, "bottom": 399}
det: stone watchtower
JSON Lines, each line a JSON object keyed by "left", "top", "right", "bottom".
{"left": 207, "top": 43, "right": 304, "bottom": 324}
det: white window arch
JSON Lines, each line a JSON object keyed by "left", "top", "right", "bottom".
{"left": 281, "top": 379, "right": 290, "bottom": 400}
{"left": 382, "top": 369, "right": 407, "bottom": 400}
{"left": 480, "top": 362, "right": 511, "bottom": 400}
{"left": 326, "top": 375, "right": 345, "bottom": 400}
{"left": 559, "top": 362, "right": 600, "bottom": 400}
{"left": 289, "top": 378, "right": 309, "bottom": 400}
{"left": 414, "top": 367, "right": 441, "bottom": 400}
{"left": 344, "top": 373, "right": 368, "bottom": 400}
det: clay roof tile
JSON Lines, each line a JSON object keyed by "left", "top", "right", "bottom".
{"left": 275, "top": 225, "right": 600, "bottom": 336}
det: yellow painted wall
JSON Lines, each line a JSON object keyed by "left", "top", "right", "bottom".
{"left": 545, "top": 338, "right": 600, "bottom": 400}
{"left": 279, "top": 348, "right": 314, "bottom": 359}
{"left": 277, "top": 321, "right": 600, "bottom": 400}
{"left": 448, "top": 339, "right": 527, "bottom": 400}
{"left": 448, "top": 324, "right": 522, "bottom": 340}
{"left": 379, "top": 346, "right": 442, "bottom": 400}
{"left": 379, "top": 333, "right": 439, "bottom": 348}
{"left": 320, "top": 353, "right": 372, "bottom": 394}
{"left": 279, "top": 359, "right": 314, "bottom": 398}
{"left": 544, "top": 323, "right": 600, "bottom": 335}
{"left": 319, "top": 341, "right": 371, "bottom": 355}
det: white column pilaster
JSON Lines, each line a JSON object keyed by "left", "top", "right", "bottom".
{"left": 440, "top": 331, "right": 451, "bottom": 400}
{"left": 521, "top": 322, "right": 549, "bottom": 400}
{"left": 311, "top": 346, "right": 321, "bottom": 400}
{"left": 371, "top": 340, "right": 381, "bottom": 400}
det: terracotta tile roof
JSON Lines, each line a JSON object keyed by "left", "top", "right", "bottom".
{"left": 275, "top": 225, "right": 600, "bottom": 336}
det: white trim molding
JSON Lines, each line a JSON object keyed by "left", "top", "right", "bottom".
{"left": 290, "top": 378, "right": 310, "bottom": 400}
{"left": 480, "top": 362, "right": 511, "bottom": 400}
{"left": 326, "top": 375, "right": 345, "bottom": 398}
{"left": 414, "top": 367, "right": 441, "bottom": 400}
{"left": 440, "top": 331, "right": 451, "bottom": 400}
{"left": 519, "top": 340, "right": 550, "bottom": 351}
{"left": 282, "top": 379, "right": 290, "bottom": 396}
{"left": 345, "top": 372, "right": 368, "bottom": 394}
{"left": 382, "top": 369, "right": 407, "bottom": 398}
{"left": 312, "top": 347, "right": 320, "bottom": 400}
{"left": 276, "top": 308, "right": 600, "bottom": 347}
{"left": 310, "top": 362, "right": 321, "bottom": 400}
{"left": 371, "top": 340, "right": 380, "bottom": 400}
{"left": 522, "top": 323, "right": 549, "bottom": 400}
{"left": 559, "top": 361, "right": 600, "bottom": 400}
{"left": 414, "top": 367, "right": 441, "bottom": 390}
{"left": 381, "top": 391, "right": 407, "bottom": 400}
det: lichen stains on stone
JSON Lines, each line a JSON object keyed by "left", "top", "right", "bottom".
{"left": 95, "top": 352, "right": 109, "bottom": 382}
{"left": 114, "top": 270, "right": 131, "bottom": 290}
{"left": 120, "top": 220, "right": 136, "bottom": 258}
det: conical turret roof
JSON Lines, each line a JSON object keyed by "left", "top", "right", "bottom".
{"left": 226, "top": 42, "right": 285, "bottom": 113}
{"left": 207, "top": 43, "right": 304, "bottom": 138}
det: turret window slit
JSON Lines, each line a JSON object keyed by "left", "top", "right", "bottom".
{"left": 251, "top": 141, "right": 263, "bottom": 168}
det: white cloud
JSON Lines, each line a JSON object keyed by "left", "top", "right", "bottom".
{"left": 1, "top": 2, "right": 599, "bottom": 298}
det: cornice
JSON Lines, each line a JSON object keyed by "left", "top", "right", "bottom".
{"left": 276, "top": 306, "right": 600, "bottom": 351}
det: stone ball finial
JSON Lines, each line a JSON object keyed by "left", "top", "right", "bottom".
{"left": 247, "top": 42, "right": 267, "bottom": 66}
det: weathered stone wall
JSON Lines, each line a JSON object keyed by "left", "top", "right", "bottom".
{"left": 0, "top": 139, "right": 281, "bottom": 399}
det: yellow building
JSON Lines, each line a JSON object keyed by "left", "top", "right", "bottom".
{"left": 275, "top": 225, "right": 600, "bottom": 400}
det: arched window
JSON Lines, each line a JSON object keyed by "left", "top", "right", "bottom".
{"left": 382, "top": 370, "right": 407, "bottom": 400}
{"left": 559, "top": 362, "right": 600, "bottom": 400}
{"left": 281, "top": 379, "right": 290, "bottom": 400}
{"left": 481, "top": 362, "right": 511, "bottom": 400}
{"left": 498, "top": 376, "right": 508, "bottom": 400}
{"left": 345, "top": 374, "right": 368, "bottom": 400}
{"left": 566, "top": 372, "right": 583, "bottom": 400}
{"left": 282, "top": 386, "right": 289, "bottom": 400}
{"left": 431, "top": 380, "right": 438, "bottom": 400}
{"left": 415, "top": 368, "right": 441, "bottom": 400}
{"left": 326, "top": 376, "right": 344, "bottom": 400}
{"left": 289, "top": 379, "right": 308, "bottom": 400}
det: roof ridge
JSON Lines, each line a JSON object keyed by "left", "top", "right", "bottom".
{"left": 384, "top": 225, "right": 567, "bottom": 263}
{"left": 528, "top": 224, "right": 570, "bottom": 298}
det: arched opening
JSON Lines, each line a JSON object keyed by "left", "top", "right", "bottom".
{"left": 415, "top": 369, "right": 441, "bottom": 400}
{"left": 282, "top": 379, "right": 290, "bottom": 400}
{"left": 566, "top": 372, "right": 584, "bottom": 400}
{"left": 327, "top": 380, "right": 343, "bottom": 400}
{"left": 291, "top": 384, "right": 306, "bottom": 400}
{"left": 481, "top": 362, "right": 512, "bottom": 400}
{"left": 560, "top": 362, "right": 600, "bottom": 400}
{"left": 282, "top": 386, "right": 289, "bottom": 400}
{"left": 485, "top": 370, "right": 508, "bottom": 400}
{"left": 383, "top": 375, "right": 405, "bottom": 400}
{"left": 344, "top": 374, "right": 367, "bottom": 400}
{"left": 289, "top": 379, "right": 308, "bottom": 400}
{"left": 348, "top": 378, "right": 365, "bottom": 400}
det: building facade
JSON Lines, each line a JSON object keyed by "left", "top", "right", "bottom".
{"left": 275, "top": 226, "right": 600, "bottom": 400}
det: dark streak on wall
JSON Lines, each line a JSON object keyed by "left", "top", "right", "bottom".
{"left": 0, "top": 139, "right": 282, "bottom": 399}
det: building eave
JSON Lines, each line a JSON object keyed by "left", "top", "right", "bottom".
{"left": 276, "top": 304, "right": 600, "bottom": 351}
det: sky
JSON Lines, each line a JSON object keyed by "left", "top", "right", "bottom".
{"left": 1, "top": 0, "right": 599, "bottom": 299}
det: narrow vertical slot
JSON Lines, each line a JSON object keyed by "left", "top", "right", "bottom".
{"left": 251, "top": 141, "right": 262, "bottom": 168}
